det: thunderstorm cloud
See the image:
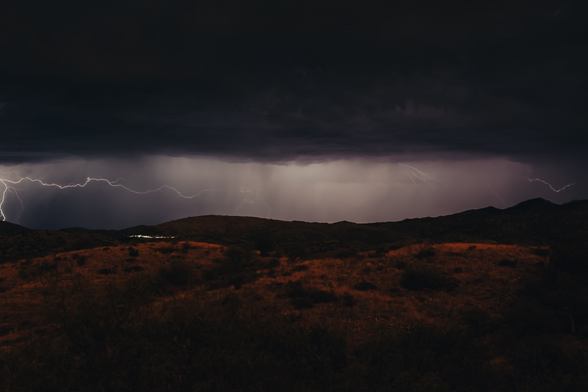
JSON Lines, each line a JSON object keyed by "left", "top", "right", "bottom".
{"left": 0, "top": 1, "right": 586, "bottom": 228}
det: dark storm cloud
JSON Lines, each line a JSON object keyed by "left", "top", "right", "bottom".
{"left": 0, "top": 0, "right": 587, "bottom": 164}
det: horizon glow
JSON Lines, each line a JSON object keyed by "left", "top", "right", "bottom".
{"left": 0, "top": 156, "right": 582, "bottom": 230}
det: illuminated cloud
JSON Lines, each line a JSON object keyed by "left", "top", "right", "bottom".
{"left": 0, "top": 1, "right": 585, "bottom": 228}
{"left": 0, "top": 156, "right": 583, "bottom": 229}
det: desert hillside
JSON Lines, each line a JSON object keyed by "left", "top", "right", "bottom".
{"left": 1, "top": 233, "right": 587, "bottom": 391}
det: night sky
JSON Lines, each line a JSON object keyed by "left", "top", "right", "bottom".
{"left": 1, "top": 0, "right": 587, "bottom": 229}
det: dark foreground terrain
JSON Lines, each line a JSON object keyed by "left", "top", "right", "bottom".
{"left": 1, "top": 198, "right": 587, "bottom": 391}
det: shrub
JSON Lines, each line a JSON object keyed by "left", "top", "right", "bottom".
{"left": 180, "top": 242, "right": 192, "bottom": 253}
{"left": 253, "top": 234, "right": 275, "bottom": 257}
{"left": 308, "top": 289, "right": 338, "bottom": 304}
{"left": 395, "top": 260, "right": 408, "bottom": 270}
{"left": 283, "top": 245, "right": 309, "bottom": 263}
{"left": 202, "top": 267, "right": 221, "bottom": 282}
{"left": 156, "top": 245, "right": 176, "bottom": 255}
{"left": 284, "top": 280, "right": 307, "bottom": 299}
{"left": 157, "top": 260, "right": 193, "bottom": 287}
{"left": 128, "top": 247, "right": 139, "bottom": 257}
{"left": 36, "top": 262, "right": 57, "bottom": 275}
{"left": 353, "top": 281, "right": 378, "bottom": 291}
{"left": 266, "top": 258, "right": 280, "bottom": 269}
{"left": 342, "top": 292, "right": 356, "bottom": 307}
{"left": 400, "top": 264, "right": 459, "bottom": 292}
{"left": 123, "top": 265, "right": 145, "bottom": 273}
{"left": 415, "top": 247, "right": 436, "bottom": 260}
{"left": 96, "top": 267, "right": 116, "bottom": 275}
{"left": 498, "top": 258, "right": 517, "bottom": 268}
{"left": 76, "top": 255, "right": 87, "bottom": 266}
{"left": 124, "top": 271, "right": 168, "bottom": 299}
{"left": 291, "top": 264, "right": 309, "bottom": 272}
{"left": 224, "top": 245, "right": 252, "bottom": 267}
{"left": 0, "top": 325, "right": 12, "bottom": 336}
{"left": 281, "top": 280, "right": 339, "bottom": 309}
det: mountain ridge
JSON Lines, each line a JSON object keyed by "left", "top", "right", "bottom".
{"left": 1, "top": 197, "right": 586, "bottom": 263}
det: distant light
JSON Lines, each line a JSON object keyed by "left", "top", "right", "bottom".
{"left": 128, "top": 234, "right": 177, "bottom": 239}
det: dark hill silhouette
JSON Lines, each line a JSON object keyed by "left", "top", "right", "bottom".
{"left": 503, "top": 197, "right": 559, "bottom": 214}
{"left": 117, "top": 198, "right": 588, "bottom": 257}
{"left": 2, "top": 197, "right": 587, "bottom": 263}
{"left": 0, "top": 221, "right": 30, "bottom": 236}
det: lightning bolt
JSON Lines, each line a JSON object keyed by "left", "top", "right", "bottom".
{"left": 236, "top": 186, "right": 272, "bottom": 218}
{"left": 399, "top": 163, "right": 435, "bottom": 187}
{"left": 0, "top": 176, "right": 215, "bottom": 222}
{"left": 487, "top": 183, "right": 506, "bottom": 207}
{"left": 525, "top": 177, "right": 575, "bottom": 193}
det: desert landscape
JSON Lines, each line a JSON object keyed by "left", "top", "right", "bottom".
{"left": 1, "top": 198, "right": 587, "bottom": 391}
{"left": 2, "top": 1, "right": 587, "bottom": 390}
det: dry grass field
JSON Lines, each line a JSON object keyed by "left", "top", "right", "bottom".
{"left": 0, "top": 241, "right": 549, "bottom": 350}
{"left": 1, "top": 239, "right": 586, "bottom": 391}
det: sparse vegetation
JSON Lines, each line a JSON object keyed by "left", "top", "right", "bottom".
{"left": 128, "top": 246, "right": 139, "bottom": 257}
{"left": 415, "top": 247, "right": 436, "bottom": 260}
{"left": 498, "top": 258, "right": 517, "bottom": 268}
{"left": 156, "top": 259, "right": 193, "bottom": 287}
{"left": 352, "top": 281, "right": 378, "bottom": 291}
{"left": 400, "top": 263, "right": 459, "bottom": 292}
{"left": 1, "top": 217, "right": 588, "bottom": 391}
{"left": 72, "top": 254, "right": 87, "bottom": 266}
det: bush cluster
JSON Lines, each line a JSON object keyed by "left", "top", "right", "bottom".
{"left": 400, "top": 264, "right": 459, "bottom": 292}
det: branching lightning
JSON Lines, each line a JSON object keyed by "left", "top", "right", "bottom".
{"left": 0, "top": 175, "right": 215, "bottom": 222}
{"left": 236, "top": 186, "right": 272, "bottom": 218}
{"left": 399, "top": 163, "right": 436, "bottom": 187}
{"left": 487, "top": 183, "right": 506, "bottom": 207}
{"left": 525, "top": 177, "right": 575, "bottom": 193}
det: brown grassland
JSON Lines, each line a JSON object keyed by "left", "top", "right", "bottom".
{"left": 1, "top": 241, "right": 545, "bottom": 350}
{"left": 1, "top": 239, "right": 587, "bottom": 391}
